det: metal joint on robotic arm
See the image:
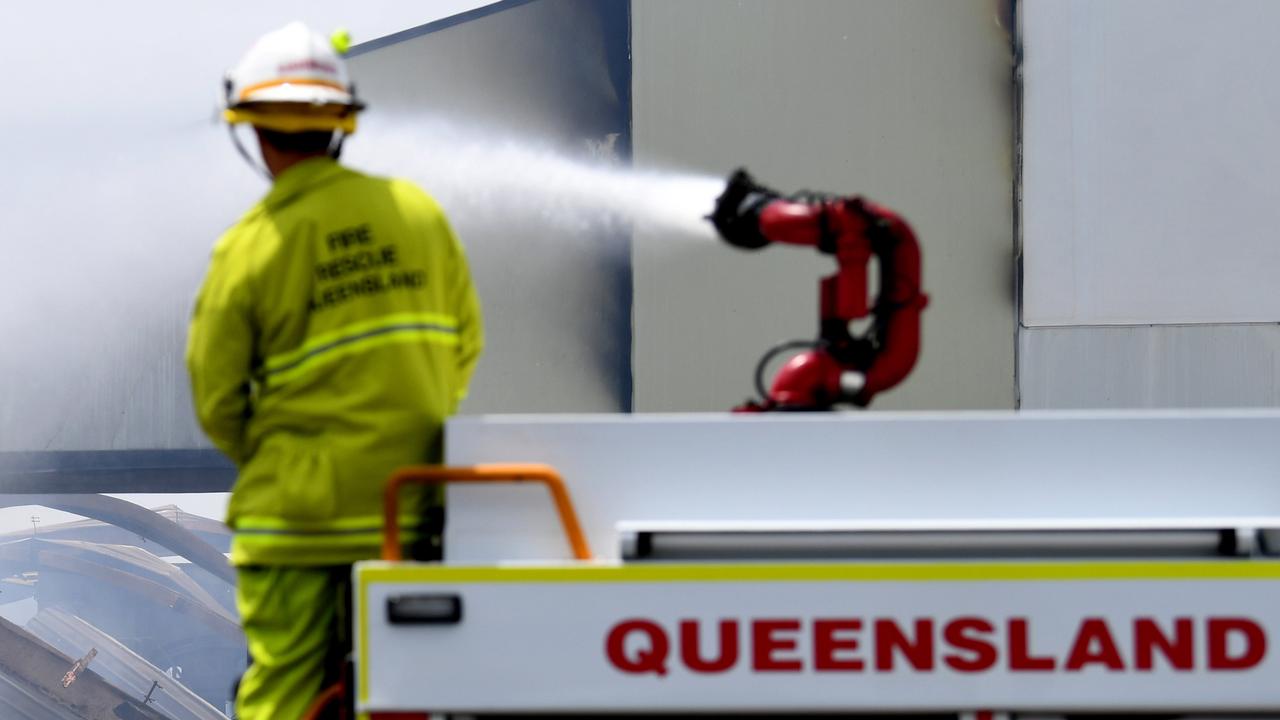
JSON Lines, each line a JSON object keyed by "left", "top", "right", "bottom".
{"left": 855, "top": 208, "right": 928, "bottom": 403}
{"left": 709, "top": 168, "right": 929, "bottom": 411}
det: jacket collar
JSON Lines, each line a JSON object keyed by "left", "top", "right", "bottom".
{"left": 262, "top": 157, "right": 347, "bottom": 211}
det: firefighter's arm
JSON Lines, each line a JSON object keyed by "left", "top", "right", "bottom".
{"left": 445, "top": 218, "right": 484, "bottom": 409}
{"left": 186, "top": 245, "right": 254, "bottom": 464}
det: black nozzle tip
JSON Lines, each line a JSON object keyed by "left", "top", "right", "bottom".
{"left": 709, "top": 167, "right": 772, "bottom": 249}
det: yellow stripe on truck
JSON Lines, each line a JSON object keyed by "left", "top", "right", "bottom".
{"left": 356, "top": 559, "right": 1280, "bottom": 585}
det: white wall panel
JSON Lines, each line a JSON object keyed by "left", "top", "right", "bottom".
{"left": 1020, "top": 325, "right": 1280, "bottom": 409}
{"left": 444, "top": 412, "right": 1280, "bottom": 562}
{"left": 631, "top": 0, "right": 1017, "bottom": 411}
{"left": 1022, "top": 0, "right": 1280, "bottom": 325}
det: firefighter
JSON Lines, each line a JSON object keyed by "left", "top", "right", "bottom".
{"left": 186, "top": 22, "right": 483, "bottom": 719}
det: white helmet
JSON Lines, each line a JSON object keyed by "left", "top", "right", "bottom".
{"left": 223, "top": 22, "right": 364, "bottom": 135}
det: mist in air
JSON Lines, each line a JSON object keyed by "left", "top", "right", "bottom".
{"left": 349, "top": 114, "right": 725, "bottom": 242}
{"left": 0, "top": 5, "right": 729, "bottom": 716}
{"left": 0, "top": 113, "right": 725, "bottom": 453}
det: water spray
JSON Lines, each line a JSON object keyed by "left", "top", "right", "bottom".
{"left": 346, "top": 114, "right": 726, "bottom": 242}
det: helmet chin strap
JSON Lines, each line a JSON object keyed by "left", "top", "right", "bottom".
{"left": 227, "top": 118, "right": 348, "bottom": 180}
{"left": 327, "top": 130, "right": 346, "bottom": 161}
{"left": 228, "top": 124, "right": 274, "bottom": 181}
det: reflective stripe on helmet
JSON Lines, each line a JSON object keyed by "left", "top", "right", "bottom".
{"left": 237, "top": 76, "right": 350, "bottom": 103}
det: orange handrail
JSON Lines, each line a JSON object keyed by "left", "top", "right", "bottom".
{"left": 383, "top": 463, "right": 592, "bottom": 561}
{"left": 300, "top": 680, "right": 343, "bottom": 720}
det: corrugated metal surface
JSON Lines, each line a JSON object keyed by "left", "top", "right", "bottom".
{"left": 0, "top": 672, "right": 80, "bottom": 720}
{"left": 0, "top": 615, "right": 168, "bottom": 720}
{"left": 631, "top": 0, "right": 1017, "bottom": 411}
{"left": 1019, "top": 325, "right": 1280, "bottom": 409}
{"left": 28, "top": 608, "right": 228, "bottom": 720}
{"left": 0, "top": 540, "right": 231, "bottom": 621}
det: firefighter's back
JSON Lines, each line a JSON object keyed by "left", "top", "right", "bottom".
{"left": 220, "top": 157, "right": 482, "bottom": 565}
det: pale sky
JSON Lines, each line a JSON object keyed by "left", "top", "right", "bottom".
{"left": 9, "top": 2, "right": 496, "bottom": 134}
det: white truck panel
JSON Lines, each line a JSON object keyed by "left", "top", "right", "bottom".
{"left": 443, "top": 412, "right": 1280, "bottom": 562}
{"left": 355, "top": 561, "right": 1280, "bottom": 713}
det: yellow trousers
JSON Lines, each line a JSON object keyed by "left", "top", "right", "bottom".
{"left": 235, "top": 566, "right": 350, "bottom": 720}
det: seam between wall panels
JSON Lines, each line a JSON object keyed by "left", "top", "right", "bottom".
{"left": 1012, "top": 0, "right": 1025, "bottom": 410}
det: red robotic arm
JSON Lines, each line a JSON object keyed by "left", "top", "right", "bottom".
{"left": 710, "top": 170, "right": 928, "bottom": 410}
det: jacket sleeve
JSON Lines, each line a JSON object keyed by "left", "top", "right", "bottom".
{"left": 443, "top": 216, "right": 483, "bottom": 409}
{"left": 186, "top": 242, "right": 255, "bottom": 464}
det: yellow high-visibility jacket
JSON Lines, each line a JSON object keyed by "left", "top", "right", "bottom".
{"left": 187, "top": 157, "right": 482, "bottom": 566}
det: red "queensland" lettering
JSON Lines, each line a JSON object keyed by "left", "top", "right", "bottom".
{"left": 603, "top": 616, "right": 1267, "bottom": 677}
